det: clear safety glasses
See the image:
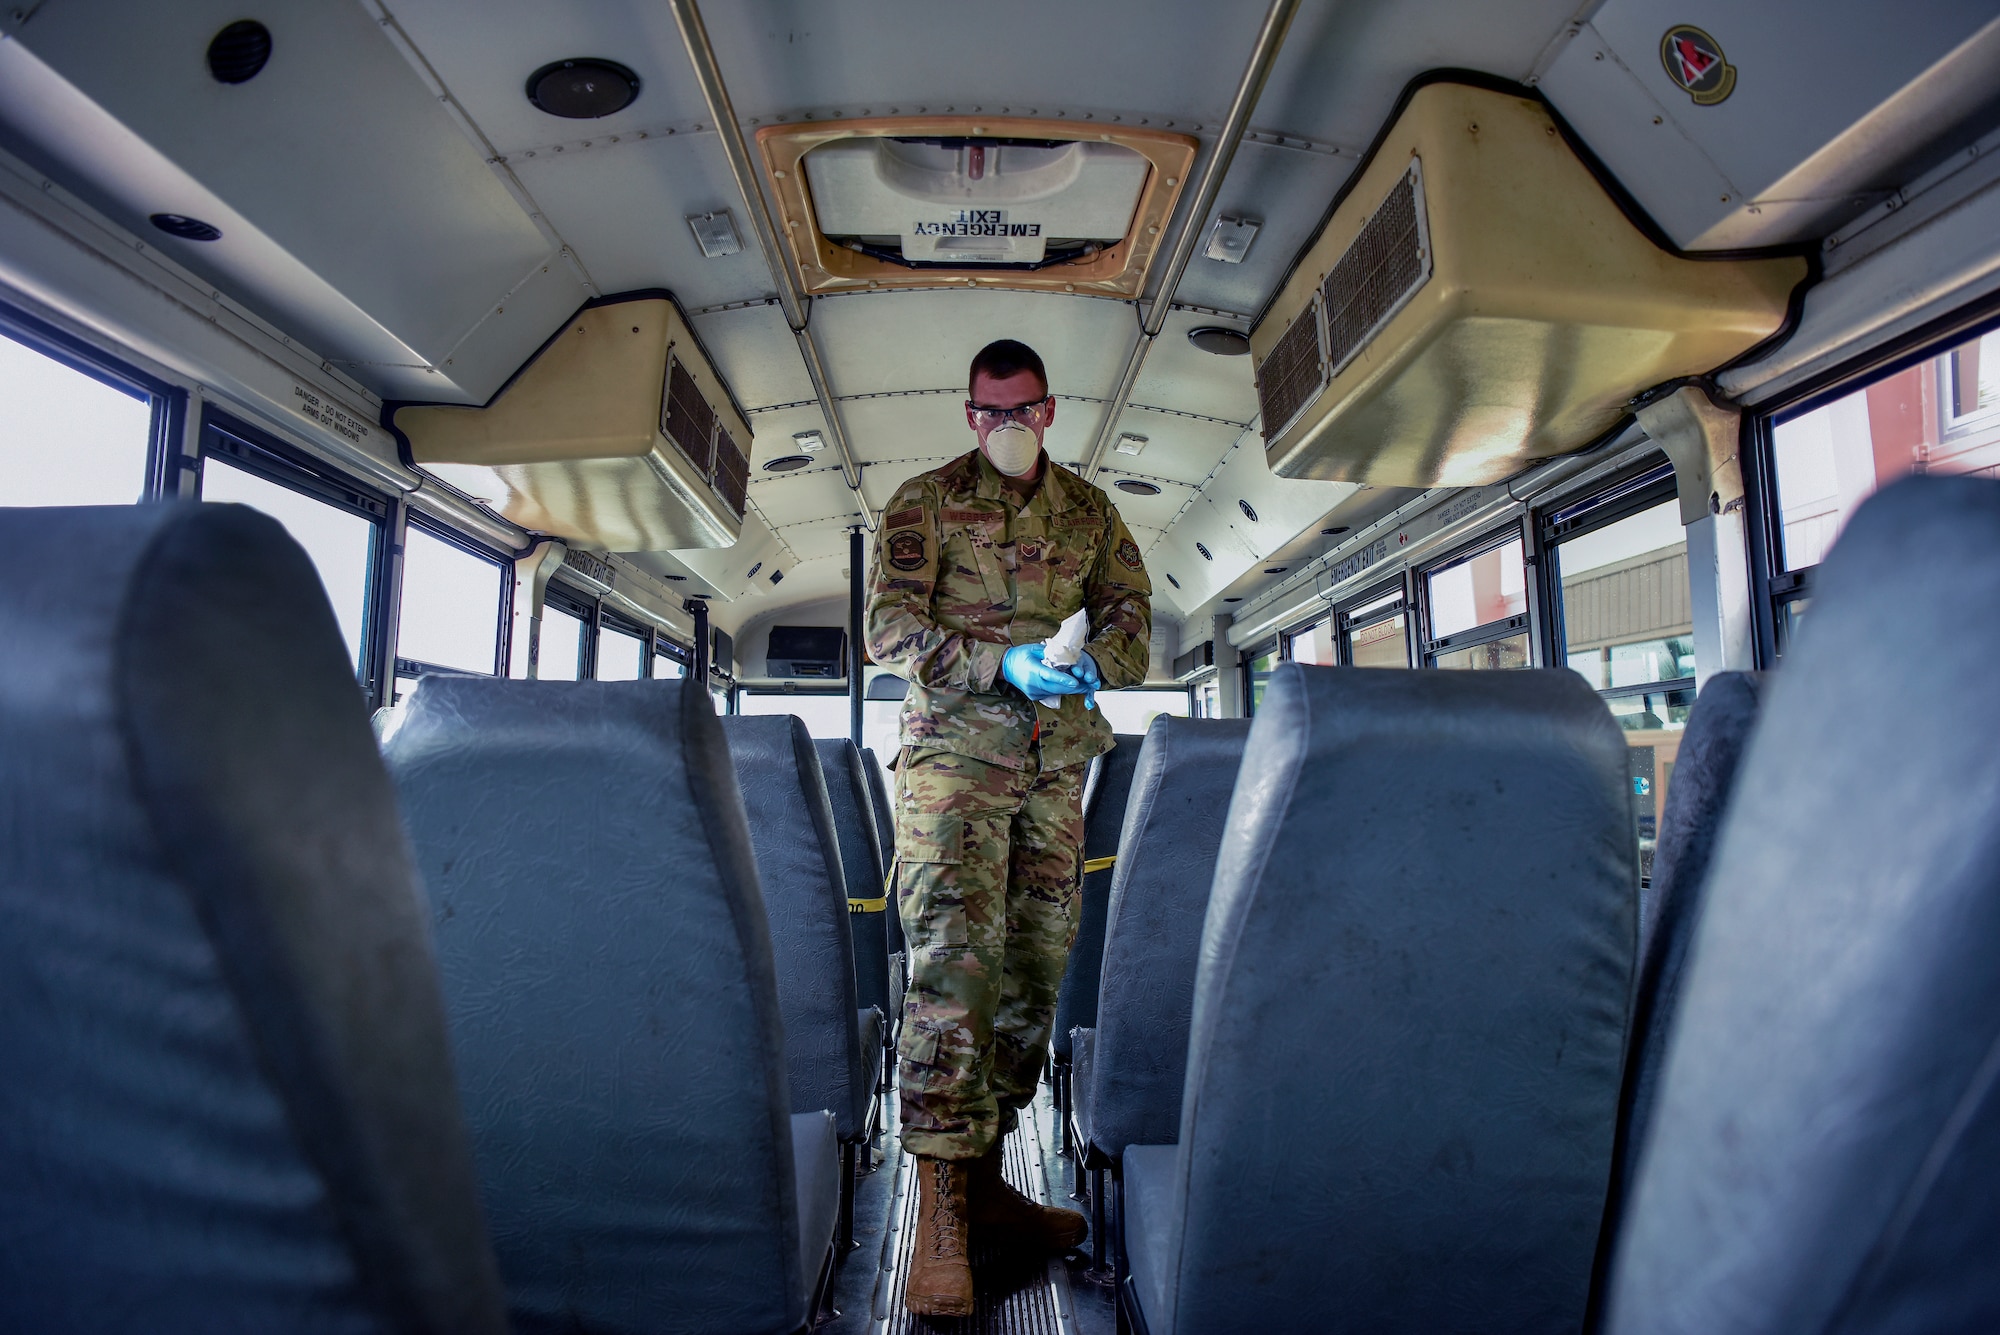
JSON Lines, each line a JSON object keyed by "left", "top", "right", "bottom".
{"left": 966, "top": 397, "right": 1054, "bottom": 429}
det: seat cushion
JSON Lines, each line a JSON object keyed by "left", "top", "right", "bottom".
{"left": 791, "top": 1111, "right": 840, "bottom": 1300}
{"left": 1053, "top": 734, "right": 1146, "bottom": 1060}
{"left": 1122, "top": 1144, "right": 1180, "bottom": 1335}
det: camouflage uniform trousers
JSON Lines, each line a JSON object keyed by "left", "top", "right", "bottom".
{"left": 893, "top": 745, "right": 1085, "bottom": 1160}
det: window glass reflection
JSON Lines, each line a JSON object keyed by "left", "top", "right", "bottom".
{"left": 398, "top": 526, "right": 502, "bottom": 673}
{"left": 654, "top": 648, "right": 686, "bottom": 679}
{"left": 1557, "top": 499, "right": 1693, "bottom": 690}
{"left": 539, "top": 604, "right": 584, "bottom": 680}
{"left": 1097, "top": 688, "right": 1191, "bottom": 735}
{"left": 1245, "top": 648, "right": 1278, "bottom": 715}
{"left": 596, "top": 625, "right": 646, "bottom": 681}
{"left": 1288, "top": 617, "right": 1337, "bottom": 666}
{"left": 201, "top": 459, "right": 375, "bottom": 669}
{"left": 1433, "top": 631, "right": 1530, "bottom": 671}
{"left": 1427, "top": 536, "right": 1526, "bottom": 640}
{"left": 0, "top": 333, "right": 153, "bottom": 507}
{"left": 1772, "top": 328, "right": 2000, "bottom": 571}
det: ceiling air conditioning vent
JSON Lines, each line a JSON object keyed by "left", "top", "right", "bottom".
{"left": 662, "top": 358, "right": 716, "bottom": 479}
{"left": 712, "top": 424, "right": 749, "bottom": 519}
{"left": 1250, "top": 81, "right": 1806, "bottom": 489}
{"left": 1255, "top": 296, "right": 1328, "bottom": 444}
{"left": 1321, "top": 160, "right": 1430, "bottom": 379}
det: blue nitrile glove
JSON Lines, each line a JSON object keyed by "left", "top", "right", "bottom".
{"left": 1003, "top": 643, "right": 1088, "bottom": 703}
{"left": 1071, "top": 650, "right": 1102, "bottom": 711}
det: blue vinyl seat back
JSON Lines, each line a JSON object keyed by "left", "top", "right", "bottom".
{"left": 1077, "top": 720, "right": 1250, "bottom": 1160}
{"left": 386, "top": 676, "right": 810, "bottom": 1335}
{"left": 861, "top": 746, "right": 905, "bottom": 956}
{"left": 1606, "top": 477, "right": 2000, "bottom": 1334}
{"left": 1611, "top": 670, "right": 1764, "bottom": 1202}
{"left": 1144, "top": 663, "right": 1635, "bottom": 1335}
{"left": 722, "top": 716, "right": 872, "bottom": 1140}
{"left": 815, "top": 737, "right": 892, "bottom": 1019}
{"left": 0, "top": 504, "right": 505, "bottom": 1334}
{"left": 1052, "top": 733, "right": 1146, "bottom": 1063}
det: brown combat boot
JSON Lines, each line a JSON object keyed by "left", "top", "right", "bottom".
{"left": 906, "top": 1156, "right": 975, "bottom": 1317}
{"left": 967, "top": 1143, "right": 1089, "bottom": 1252}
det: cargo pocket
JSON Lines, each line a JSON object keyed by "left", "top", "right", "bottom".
{"left": 899, "top": 811, "right": 964, "bottom": 865}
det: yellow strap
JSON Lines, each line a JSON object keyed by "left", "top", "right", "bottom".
{"left": 1083, "top": 855, "right": 1117, "bottom": 874}
{"left": 848, "top": 897, "right": 888, "bottom": 913}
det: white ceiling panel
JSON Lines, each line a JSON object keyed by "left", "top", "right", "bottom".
{"left": 510, "top": 133, "right": 769, "bottom": 309}
{"left": 1126, "top": 309, "right": 1260, "bottom": 423}
{"left": 692, "top": 302, "right": 817, "bottom": 411}
{"left": 835, "top": 394, "right": 1062, "bottom": 470}
{"left": 1100, "top": 407, "right": 1246, "bottom": 487}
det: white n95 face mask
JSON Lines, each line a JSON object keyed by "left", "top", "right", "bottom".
{"left": 982, "top": 421, "right": 1041, "bottom": 477}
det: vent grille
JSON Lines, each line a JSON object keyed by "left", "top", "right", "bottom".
{"left": 1321, "top": 159, "right": 1431, "bottom": 380}
{"left": 712, "top": 425, "right": 748, "bottom": 517}
{"left": 1255, "top": 298, "right": 1328, "bottom": 443}
{"left": 662, "top": 358, "right": 716, "bottom": 477}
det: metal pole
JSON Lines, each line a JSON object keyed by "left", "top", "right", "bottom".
{"left": 667, "top": 0, "right": 877, "bottom": 528}
{"left": 1082, "top": 0, "right": 1300, "bottom": 479}
{"left": 849, "top": 526, "right": 866, "bottom": 745}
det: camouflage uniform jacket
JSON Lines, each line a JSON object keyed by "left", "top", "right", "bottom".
{"left": 866, "top": 449, "right": 1152, "bottom": 772}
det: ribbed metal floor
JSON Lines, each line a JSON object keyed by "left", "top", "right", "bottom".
{"left": 871, "top": 1112, "right": 1077, "bottom": 1335}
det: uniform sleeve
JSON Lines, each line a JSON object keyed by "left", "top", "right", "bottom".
{"left": 863, "top": 481, "right": 1010, "bottom": 693}
{"left": 1083, "top": 502, "right": 1153, "bottom": 690}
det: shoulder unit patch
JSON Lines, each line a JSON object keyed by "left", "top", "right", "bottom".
{"left": 888, "top": 529, "right": 928, "bottom": 572}
{"left": 1116, "top": 537, "right": 1144, "bottom": 572}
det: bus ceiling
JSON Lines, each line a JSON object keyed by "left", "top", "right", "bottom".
{"left": 0, "top": 1, "right": 1996, "bottom": 629}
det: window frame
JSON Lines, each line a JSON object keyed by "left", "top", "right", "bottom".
{"left": 538, "top": 580, "right": 598, "bottom": 681}
{"left": 197, "top": 409, "right": 396, "bottom": 703}
{"left": 1535, "top": 458, "right": 1685, "bottom": 690}
{"left": 1336, "top": 575, "right": 1414, "bottom": 668}
{"left": 1744, "top": 292, "right": 2000, "bottom": 665}
{"left": 0, "top": 299, "right": 187, "bottom": 503}
{"left": 595, "top": 605, "right": 655, "bottom": 680}
{"left": 1240, "top": 638, "right": 1280, "bottom": 717}
{"left": 393, "top": 511, "right": 514, "bottom": 682}
{"left": 1417, "top": 526, "right": 1532, "bottom": 667}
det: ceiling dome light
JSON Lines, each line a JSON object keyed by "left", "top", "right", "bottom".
{"left": 207, "top": 20, "right": 272, "bottom": 84}
{"left": 1263, "top": 566, "right": 1287, "bottom": 575}
{"left": 762, "top": 454, "right": 813, "bottom": 472}
{"left": 1238, "top": 500, "right": 1258, "bottom": 522}
{"left": 1321, "top": 525, "right": 1350, "bottom": 536}
{"left": 1224, "top": 596, "right": 1242, "bottom": 603}
{"left": 1114, "top": 478, "right": 1161, "bottom": 496}
{"left": 526, "top": 58, "right": 640, "bottom": 119}
{"left": 1187, "top": 326, "right": 1250, "bottom": 356}
{"left": 1165, "top": 573, "right": 1181, "bottom": 589}
{"left": 150, "top": 213, "right": 222, "bottom": 241}
{"left": 1195, "top": 542, "right": 1212, "bottom": 561}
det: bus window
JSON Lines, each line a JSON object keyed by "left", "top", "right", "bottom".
{"left": 1548, "top": 485, "right": 1695, "bottom": 878}
{"left": 1097, "top": 688, "right": 1191, "bottom": 735}
{"left": 1772, "top": 327, "right": 2000, "bottom": 572}
{"left": 1287, "top": 616, "right": 1338, "bottom": 666}
{"left": 1424, "top": 534, "right": 1528, "bottom": 669}
{"left": 538, "top": 601, "right": 586, "bottom": 681}
{"left": 1190, "top": 675, "right": 1220, "bottom": 718}
{"left": 1243, "top": 645, "right": 1279, "bottom": 714}
{"left": 397, "top": 524, "right": 505, "bottom": 676}
{"left": 595, "top": 618, "right": 648, "bottom": 681}
{"left": 738, "top": 689, "right": 848, "bottom": 737}
{"left": 655, "top": 643, "right": 687, "bottom": 678}
{"left": 1340, "top": 584, "right": 1409, "bottom": 668}
{"left": 201, "top": 458, "right": 377, "bottom": 670}
{"left": 0, "top": 332, "right": 156, "bottom": 507}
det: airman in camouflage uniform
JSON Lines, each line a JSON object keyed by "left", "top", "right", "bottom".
{"left": 866, "top": 339, "right": 1150, "bottom": 1314}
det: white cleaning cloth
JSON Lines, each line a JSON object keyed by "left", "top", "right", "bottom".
{"left": 1041, "top": 607, "right": 1090, "bottom": 668}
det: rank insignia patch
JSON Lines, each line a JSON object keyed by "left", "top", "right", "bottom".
{"left": 1116, "top": 537, "right": 1144, "bottom": 572}
{"left": 889, "top": 529, "right": 928, "bottom": 572}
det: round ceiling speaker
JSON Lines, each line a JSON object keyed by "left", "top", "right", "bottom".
{"left": 207, "top": 21, "right": 272, "bottom": 84}
{"left": 1114, "top": 478, "right": 1161, "bottom": 496}
{"left": 1187, "top": 326, "right": 1250, "bottom": 356}
{"left": 150, "top": 213, "right": 223, "bottom": 241}
{"left": 762, "top": 454, "right": 813, "bottom": 472}
{"left": 526, "top": 58, "right": 641, "bottom": 119}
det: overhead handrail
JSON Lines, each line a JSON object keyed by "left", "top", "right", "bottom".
{"left": 667, "top": 0, "right": 878, "bottom": 528}
{"left": 1082, "top": 0, "right": 1301, "bottom": 480}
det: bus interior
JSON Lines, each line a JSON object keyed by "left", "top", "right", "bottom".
{"left": 4, "top": 2, "right": 2000, "bottom": 1332}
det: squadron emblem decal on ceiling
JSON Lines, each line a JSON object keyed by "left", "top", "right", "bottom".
{"left": 1660, "top": 25, "right": 1736, "bottom": 106}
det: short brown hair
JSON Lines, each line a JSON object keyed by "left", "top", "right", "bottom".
{"left": 967, "top": 339, "right": 1047, "bottom": 397}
